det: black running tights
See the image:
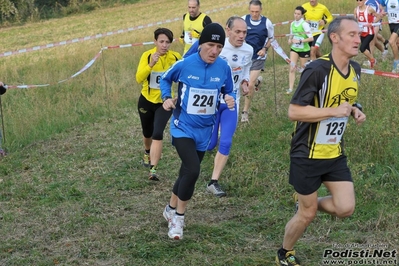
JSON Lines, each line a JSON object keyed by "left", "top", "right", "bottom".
{"left": 172, "top": 137, "right": 205, "bottom": 201}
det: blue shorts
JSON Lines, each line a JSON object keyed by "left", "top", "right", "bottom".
{"left": 170, "top": 117, "right": 213, "bottom": 151}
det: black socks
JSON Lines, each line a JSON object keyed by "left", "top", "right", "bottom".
{"left": 208, "top": 179, "right": 218, "bottom": 186}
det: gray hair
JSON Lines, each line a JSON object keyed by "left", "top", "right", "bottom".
{"left": 226, "top": 16, "right": 246, "bottom": 29}
{"left": 327, "top": 16, "right": 358, "bottom": 44}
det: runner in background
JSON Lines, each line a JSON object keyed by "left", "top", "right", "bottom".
{"left": 302, "top": 0, "right": 333, "bottom": 61}
{"left": 240, "top": 0, "right": 274, "bottom": 123}
{"left": 180, "top": 0, "right": 212, "bottom": 55}
{"left": 354, "top": 0, "right": 382, "bottom": 68}
{"left": 206, "top": 16, "right": 253, "bottom": 197}
{"left": 379, "top": 0, "right": 399, "bottom": 72}
{"left": 286, "top": 6, "right": 313, "bottom": 95}
{"left": 135, "top": 28, "right": 182, "bottom": 181}
{"left": 365, "top": 0, "right": 389, "bottom": 60}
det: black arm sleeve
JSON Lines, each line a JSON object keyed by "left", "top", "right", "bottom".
{"left": 202, "top": 15, "right": 212, "bottom": 27}
{"left": 181, "top": 13, "right": 187, "bottom": 38}
{"left": 0, "top": 85, "right": 6, "bottom": 95}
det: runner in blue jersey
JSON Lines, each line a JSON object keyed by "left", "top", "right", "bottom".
{"left": 183, "top": 17, "right": 253, "bottom": 197}
{"left": 160, "top": 23, "right": 235, "bottom": 240}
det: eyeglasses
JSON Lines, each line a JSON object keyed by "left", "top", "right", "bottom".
{"left": 356, "top": 0, "right": 363, "bottom": 2}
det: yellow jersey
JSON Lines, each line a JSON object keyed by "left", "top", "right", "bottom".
{"left": 290, "top": 54, "right": 361, "bottom": 159}
{"left": 302, "top": 2, "right": 333, "bottom": 36}
{"left": 136, "top": 47, "right": 181, "bottom": 103}
{"left": 182, "top": 13, "right": 211, "bottom": 54}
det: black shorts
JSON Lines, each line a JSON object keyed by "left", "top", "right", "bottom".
{"left": 389, "top": 23, "right": 399, "bottom": 35}
{"left": 290, "top": 49, "right": 310, "bottom": 58}
{"left": 137, "top": 94, "right": 172, "bottom": 140}
{"left": 309, "top": 34, "right": 321, "bottom": 47}
{"left": 289, "top": 155, "right": 353, "bottom": 195}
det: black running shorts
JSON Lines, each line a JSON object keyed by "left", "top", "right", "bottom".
{"left": 389, "top": 23, "right": 399, "bottom": 35}
{"left": 289, "top": 155, "right": 353, "bottom": 195}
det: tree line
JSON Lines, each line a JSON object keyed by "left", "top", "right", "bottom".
{"left": 0, "top": 0, "right": 139, "bottom": 25}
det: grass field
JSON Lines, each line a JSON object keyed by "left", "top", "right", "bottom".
{"left": 0, "top": 0, "right": 398, "bottom": 265}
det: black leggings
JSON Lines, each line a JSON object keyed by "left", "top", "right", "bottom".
{"left": 137, "top": 94, "right": 172, "bottom": 140}
{"left": 172, "top": 137, "right": 205, "bottom": 201}
{"left": 360, "top": 34, "right": 374, "bottom": 53}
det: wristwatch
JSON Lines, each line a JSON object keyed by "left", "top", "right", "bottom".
{"left": 162, "top": 96, "right": 171, "bottom": 102}
{"left": 352, "top": 102, "right": 363, "bottom": 112}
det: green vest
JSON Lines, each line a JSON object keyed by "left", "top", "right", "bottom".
{"left": 291, "top": 20, "right": 310, "bottom": 52}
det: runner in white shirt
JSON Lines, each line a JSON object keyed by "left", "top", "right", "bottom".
{"left": 380, "top": 0, "right": 399, "bottom": 72}
{"left": 206, "top": 16, "right": 253, "bottom": 197}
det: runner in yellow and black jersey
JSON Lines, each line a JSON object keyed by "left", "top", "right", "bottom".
{"left": 135, "top": 28, "right": 182, "bottom": 181}
{"left": 276, "top": 16, "right": 366, "bottom": 266}
{"left": 290, "top": 53, "right": 361, "bottom": 159}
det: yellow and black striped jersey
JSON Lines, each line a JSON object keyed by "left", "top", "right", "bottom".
{"left": 290, "top": 54, "right": 361, "bottom": 159}
{"left": 136, "top": 47, "right": 182, "bottom": 104}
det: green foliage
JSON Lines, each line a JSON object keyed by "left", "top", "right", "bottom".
{"left": 0, "top": 0, "right": 19, "bottom": 23}
{"left": 0, "top": 0, "right": 141, "bottom": 23}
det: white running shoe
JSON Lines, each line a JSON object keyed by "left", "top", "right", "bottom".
{"left": 163, "top": 205, "right": 176, "bottom": 228}
{"left": 362, "top": 60, "right": 371, "bottom": 67}
{"left": 286, "top": 88, "right": 293, "bottom": 94}
{"left": 168, "top": 215, "right": 185, "bottom": 240}
{"left": 382, "top": 49, "right": 389, "bottom": 61}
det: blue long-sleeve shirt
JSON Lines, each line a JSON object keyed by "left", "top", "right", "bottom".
{"left": 160, "top": 52, "right": 235, "bottom": 128}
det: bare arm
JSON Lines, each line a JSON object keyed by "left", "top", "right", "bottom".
{"left": 370, "top": 7, "right": 383, "bottom": 22}
{"left": 351, "top": 106, "right": 366, "bottom": 125}
{"left": 288, "top": 102, "right": 353, "bottom": 123}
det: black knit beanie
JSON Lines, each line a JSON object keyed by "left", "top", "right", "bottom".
{"left": 199, "top": 23, "right": 225, "bottom": 46}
